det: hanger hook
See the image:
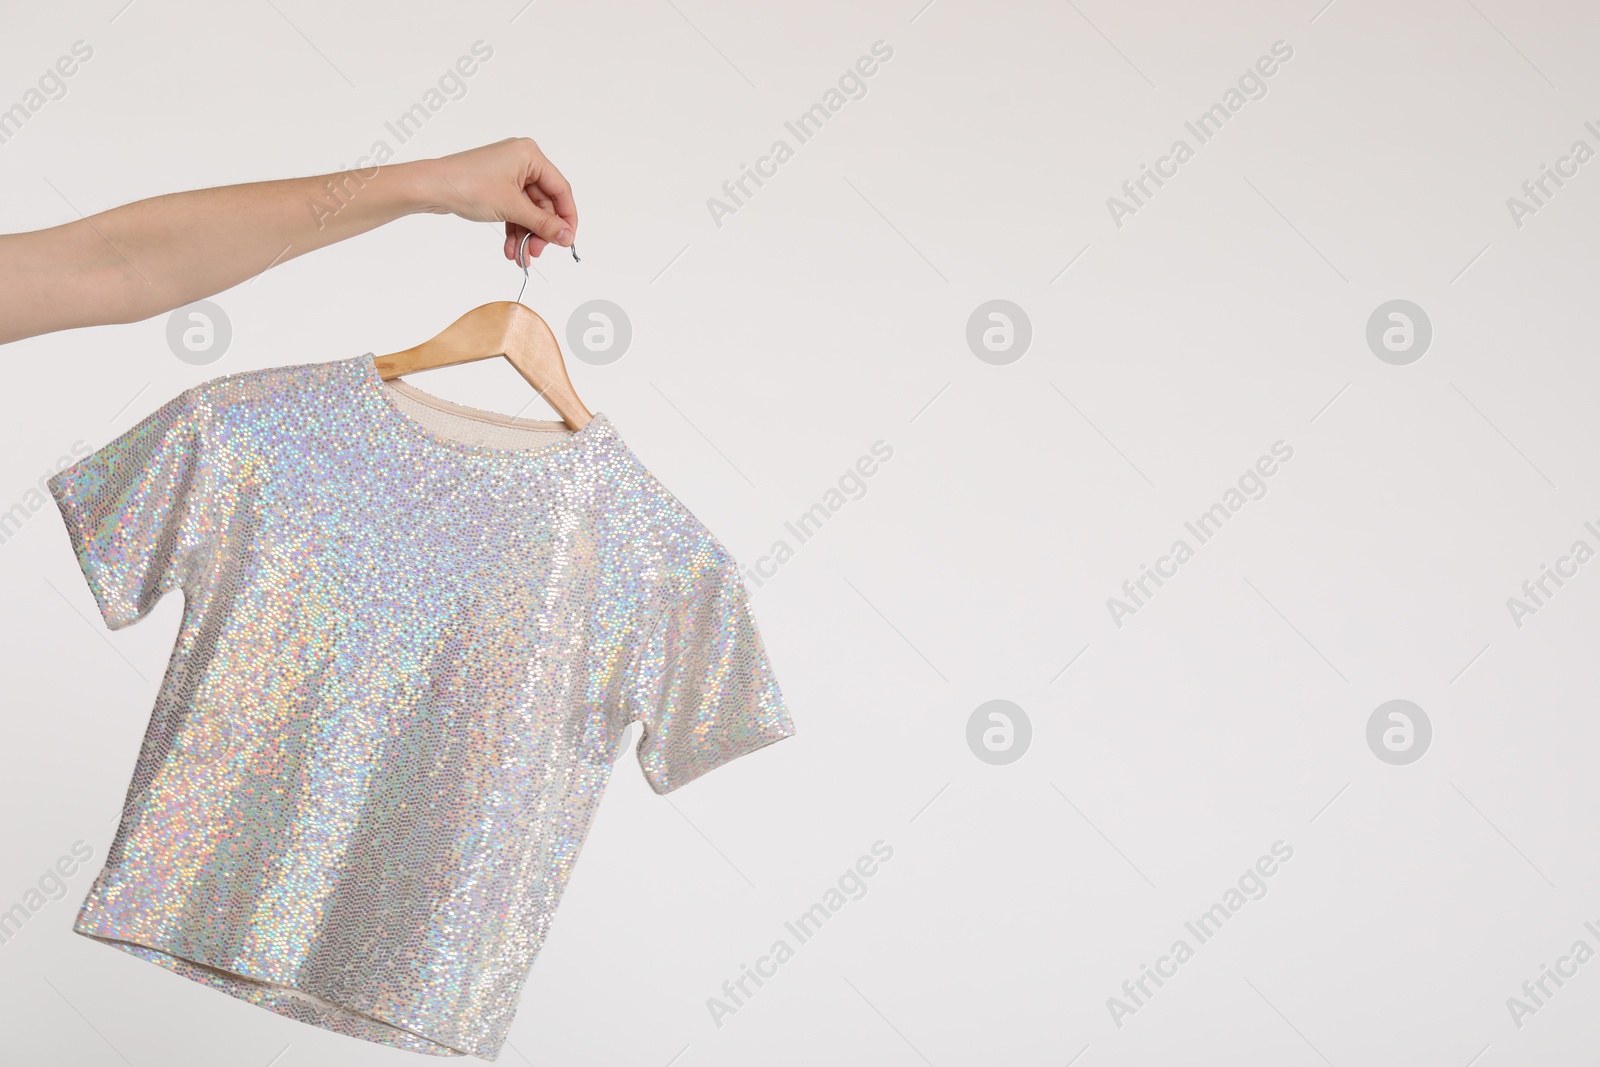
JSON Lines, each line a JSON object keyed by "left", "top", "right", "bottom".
{"left": 514, "top": 229, "right": 580, "bottom": 304}
{"left": 515, "top": 232, "right": 534, "bottom": 305}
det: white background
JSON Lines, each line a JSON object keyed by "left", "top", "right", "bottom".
{"left": 4, "top": 1, "right": 1600, "bottom": 1064}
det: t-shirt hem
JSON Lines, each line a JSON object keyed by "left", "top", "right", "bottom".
{"left": 71, "top": 913, "right": 503, "bottom": 1060}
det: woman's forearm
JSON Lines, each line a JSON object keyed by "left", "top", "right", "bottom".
{"left": 0, "top": 137, "right": 579, "bottom": 347}
{"left": 0, "top": 161, "right": 434, "bottom": 344}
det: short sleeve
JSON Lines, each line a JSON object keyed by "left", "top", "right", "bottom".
{"left": 47, "top": 387, "right": 212, "bottom": 631}
{"left": 626, "top": 558, "right": 795, "bottom": 794}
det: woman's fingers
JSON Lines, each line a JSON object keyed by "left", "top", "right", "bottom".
{"left": 504, "top": 223, "right": 549, "bottom": 262}
{"left": 426, "top": 138, "right": 576, "bottom": 261}
{"left": 522, "top": 143, "right": 577, "bottom": 235}
{"left": 504, "top": 195, "right": 570, "bottom": 249}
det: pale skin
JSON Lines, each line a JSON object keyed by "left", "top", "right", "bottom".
{"left": 0, "top": 137, "right": 578, "bottom": 346}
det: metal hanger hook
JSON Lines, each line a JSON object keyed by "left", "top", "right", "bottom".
{"left": 516, "top": 232, "right": 534, "bottom": 305}
{"left": 514, "top": 230, "right": 580, "bottom": 305}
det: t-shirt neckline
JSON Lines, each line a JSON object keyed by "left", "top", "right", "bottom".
{"left": 351, "top": 353, "right": 609, "bottom": 463}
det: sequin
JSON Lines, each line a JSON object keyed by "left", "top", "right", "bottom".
{"left": 46, "top": 354, "right": 795, "bottom": 1059}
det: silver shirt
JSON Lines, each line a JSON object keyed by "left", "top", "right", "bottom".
{"left": 47, "top": 354, "right": 795, "bottom": 1059}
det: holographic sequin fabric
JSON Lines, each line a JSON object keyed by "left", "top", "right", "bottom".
{"left": 46, "top": 354, "right": 795, "bottom": 1059}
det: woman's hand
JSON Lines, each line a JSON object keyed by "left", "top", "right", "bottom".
{"left": 416, "top": 137, "right": 579, "bottom": 263}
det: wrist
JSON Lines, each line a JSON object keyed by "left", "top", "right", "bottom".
{"left": 394, "top": 158, "right": 446, "bottom": 215}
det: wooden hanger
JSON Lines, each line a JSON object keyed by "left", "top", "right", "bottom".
{"left": 370, "top": 233, "right": 593, "bottom": 431}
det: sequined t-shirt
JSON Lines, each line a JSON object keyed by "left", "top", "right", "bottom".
{"left": 46, "top": 354, "right": 795, "bottom": 1059}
